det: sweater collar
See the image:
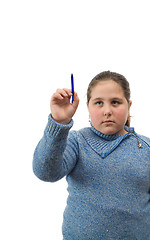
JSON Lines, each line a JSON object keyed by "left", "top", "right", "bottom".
{"left": 80, "top": 124, "right": 134, "bottom": 158}
{"left": 90, "top": 123, "right": 135, "bottom": 140}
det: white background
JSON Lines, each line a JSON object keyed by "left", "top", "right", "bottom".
{"left": 0, "top": 0, "right": 150, "bottom": 239}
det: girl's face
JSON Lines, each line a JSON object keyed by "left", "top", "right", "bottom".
{"left": 87, "top": 80, "right": 132, "bottom": 135}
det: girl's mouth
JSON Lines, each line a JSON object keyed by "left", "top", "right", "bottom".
{"left": 103, "top": 120, "right": 114, "bottom": 124}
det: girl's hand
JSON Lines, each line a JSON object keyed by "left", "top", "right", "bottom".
{"left": 50, "top": 88, "right": 79, "bottom": 124}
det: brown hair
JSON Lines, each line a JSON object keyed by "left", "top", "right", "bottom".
{"left": 87, "top": 71, "right": 131, "bottom": 127}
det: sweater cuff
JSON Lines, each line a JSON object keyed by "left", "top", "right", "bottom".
{"left": 45, "top": 114, "right": 74, "bottom": 137}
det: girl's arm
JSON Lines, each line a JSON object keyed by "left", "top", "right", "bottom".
{"left": 33, "top": 88, "right": 79, "bottom": 182}
{"left": 33, "top": 115, "right": 79, "bottom": 182}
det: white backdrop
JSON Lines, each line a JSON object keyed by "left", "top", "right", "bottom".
{"left": 0, "top": 0, "right": 150, "bottom": 239}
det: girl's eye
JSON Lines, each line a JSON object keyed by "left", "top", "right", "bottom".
{"left": 96, "top": 101, "right": 103, "bottom": 106}
{"left": 112, "top": 101, "right": 120, "bottom": 105}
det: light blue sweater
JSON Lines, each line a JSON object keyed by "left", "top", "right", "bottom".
{"left": 33, "top": 115, "right": 150, "bottom": 240}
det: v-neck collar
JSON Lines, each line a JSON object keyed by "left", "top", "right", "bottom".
{"left": 79, "top": 125, "right": 134, "bottom": 158}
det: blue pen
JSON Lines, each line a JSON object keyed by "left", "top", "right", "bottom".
{"left": 71, "top": 73, "right": 74, "bottom": 103}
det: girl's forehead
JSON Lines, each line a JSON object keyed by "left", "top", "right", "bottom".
{"left": 91, "top": 80, "right": 124, "bottom": 95}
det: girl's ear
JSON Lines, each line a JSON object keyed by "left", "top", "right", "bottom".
{"left": 129, "top": 100, "right": 132, "bottom": 108}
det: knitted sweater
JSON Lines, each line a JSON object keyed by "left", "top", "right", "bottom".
{"left": 33, "top": 115, "right": 150, "bottom": 240}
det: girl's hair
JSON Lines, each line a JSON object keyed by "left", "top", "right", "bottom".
{"left": 87, "top": 70, "right": 131, "bottom": 127}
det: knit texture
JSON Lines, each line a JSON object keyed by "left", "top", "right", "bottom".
{"left": 33, "top": 115, "right": 150, "bottom": 240}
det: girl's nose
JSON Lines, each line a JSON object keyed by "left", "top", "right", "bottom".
{"left": 104, "top": 112, "right": 112, "bottom": 117}
{"left": 104, "top": 106, "right": 112, "bottom": 117}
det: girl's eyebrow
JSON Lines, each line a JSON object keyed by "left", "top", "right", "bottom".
{"left": 92, "top": 97, "right": 103, "bottom": 102}
{"left": 92, "top": 97, "right": 123, "bottom": 102}
{"left": 111, "top": 97, "right": 123, "bottom": 101}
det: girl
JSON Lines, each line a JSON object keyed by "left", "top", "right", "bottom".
{"left": 33, "top": 71, "right": 150, "bottom": 240}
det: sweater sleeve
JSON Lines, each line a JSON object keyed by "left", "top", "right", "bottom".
{"left": 33, "top": 114, "right": 79, "bottom": 182}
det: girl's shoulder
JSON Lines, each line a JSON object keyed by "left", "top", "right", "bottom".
{"left": 69, "top": 127, "right": 91, "bottom": 139}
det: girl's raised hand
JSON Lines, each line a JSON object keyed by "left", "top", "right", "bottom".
{"left": 50, "top": 88, "right": 79, "bottom": 125}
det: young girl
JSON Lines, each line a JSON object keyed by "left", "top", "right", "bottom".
{"left": 33, "top": 71, "right": 150, "bottom": 240}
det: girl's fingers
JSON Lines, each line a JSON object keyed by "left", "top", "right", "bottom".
{"left": 56, "top": 88, "right": 72, "bottom": 98}
{"left": 72, "top": 92, "right": 80, "bottom": 107}
{"left": 54, "top": 93, "right": 64, "bottom": 100}
{"left": 62, "top": 88, "right": 72, "bottom": 94}
{"left": 51, "top": 89, "right": 73, "bottom": 103}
